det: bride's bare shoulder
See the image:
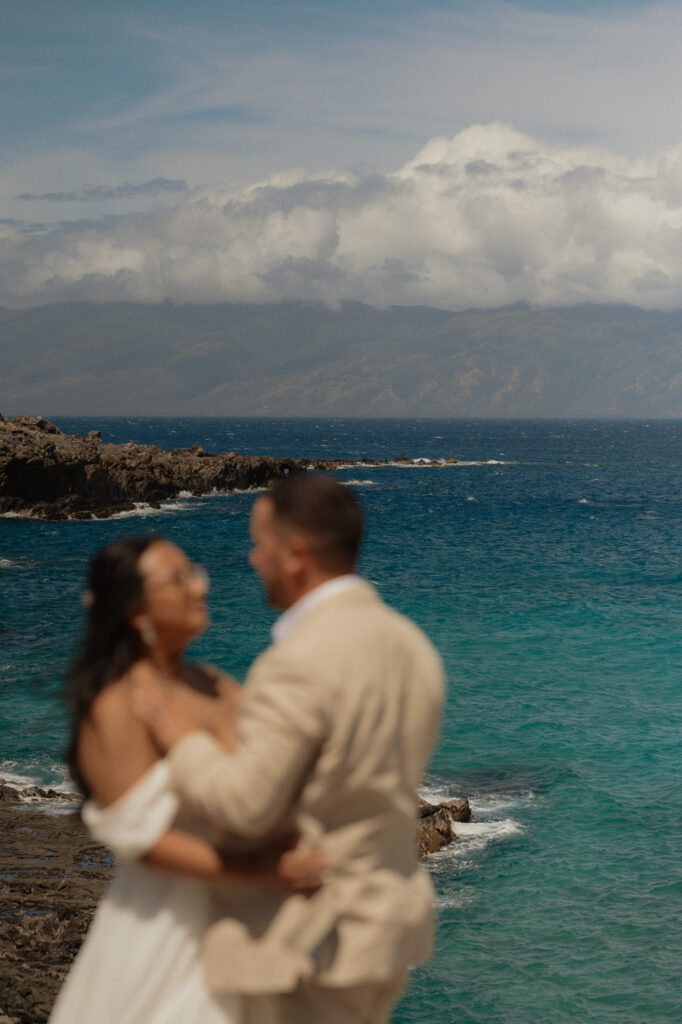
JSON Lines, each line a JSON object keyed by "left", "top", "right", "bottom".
{"left": 78, "top": 668, "right": 158, "bottom": 805}
{"left": 86, "top": 666, "right": 153, "bottom": 732}
{"left": 87, "top": 673, "right": 132, "bottom": 719}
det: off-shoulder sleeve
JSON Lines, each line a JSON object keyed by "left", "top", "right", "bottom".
{"left": 81, "top": 759, "right": 180, "bottom": 860}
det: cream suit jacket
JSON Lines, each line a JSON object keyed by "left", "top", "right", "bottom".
{"left": 168, "top": 581, "right": 444, "bottom": 994}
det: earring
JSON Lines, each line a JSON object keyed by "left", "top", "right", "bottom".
{"left": 140, "top": 623, "right": 158, "bottom": 647}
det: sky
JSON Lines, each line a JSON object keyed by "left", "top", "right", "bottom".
{"left": 4, "top": 0, "right": 682, "bottom": 310}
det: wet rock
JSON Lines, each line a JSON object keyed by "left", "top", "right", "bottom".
{"left": 0, "top": 414, "right": 307, "bottom": 520}
{"left": 0, "top": 414, "right": 461, "bottom": 519}
{"left": 0, "top": 782, "right": 78, "bottom": 805}
{"left": 417, "top": 796, "right": 472, "bottom": 856}
{"left": 0, "top": 804, "right": 111, "bottom": 1023}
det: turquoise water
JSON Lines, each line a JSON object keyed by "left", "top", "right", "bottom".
{"left": 1, "top": 418, "right": 681, "bottom": 1022}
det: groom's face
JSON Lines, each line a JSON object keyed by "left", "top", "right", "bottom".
{"left": 249, "top": 496, "right": 292, "bottom": 609}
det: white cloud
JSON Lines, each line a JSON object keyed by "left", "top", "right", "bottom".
{"left": 7, "top": 0, "right": 682, "bottom": 233}
{"left": 5, "top": 123, "right": 682, "bottom": 310}
{"left": 16, "top": 179, "right": 188, "bottom": 202}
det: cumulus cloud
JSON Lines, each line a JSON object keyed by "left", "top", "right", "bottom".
{"left": 15, "top": 178, "right": 188, "bottom": 203}
{"left": 4, "top": 124, "right": 682, "bottom": 310}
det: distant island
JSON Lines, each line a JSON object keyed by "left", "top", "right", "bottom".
{"left": 2, "top": 300, "right": 682, "bottom": 417}
{"left": 0, "top": 415, "right": 459, "bottom": 519}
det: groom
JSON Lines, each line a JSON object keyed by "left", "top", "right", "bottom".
{"left": 140, "top": 475, "right": 444, "bottom": 1023}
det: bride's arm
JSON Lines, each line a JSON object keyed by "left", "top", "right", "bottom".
{"left": 79, "top": 681, "right": 327, "bottom": 888}
{"left": 142, "top": 830, "right": 329, "bottom": 891}
{"left": 141, "top": 829, "right": 246, "bottom": 880}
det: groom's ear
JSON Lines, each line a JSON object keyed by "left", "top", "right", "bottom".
{"left": 282, "top": 532, "right": 311, "bottom": 573}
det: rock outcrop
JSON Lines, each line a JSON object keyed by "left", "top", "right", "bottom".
{"left": 0, "top": 415, "right": 310, "bottom": 520}
{"left": 417, "top": 796, "right": 472, "bottom": 855}
{"left": 0, "top": 415, "right": 460, "bottom": 520}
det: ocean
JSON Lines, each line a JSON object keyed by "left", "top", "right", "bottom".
{"left": 1, "top": 417, "right": 681, "bottom": 1023}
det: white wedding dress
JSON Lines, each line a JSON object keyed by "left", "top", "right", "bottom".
{"left": 49, "top": 760, "right": 241, "bottom": 1024}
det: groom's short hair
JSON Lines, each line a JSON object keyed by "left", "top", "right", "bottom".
{"left": 268, "top": 474, "right": 363, "bottom": 571}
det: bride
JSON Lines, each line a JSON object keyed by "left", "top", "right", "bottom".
{"left": 49, "top": 535, "right": 326, "bottom": 1024}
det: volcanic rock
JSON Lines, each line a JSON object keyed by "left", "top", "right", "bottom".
{"left": 417, "top": 796, "right": 472, "bottom": 856}
{"left": 0, "top": 802, "right": 110, "bottom": 1024}
{"left": 0, "top": 415, "right": 460, "bottom": 519}
{"left": 0, "top": 414, "right": 307, "bottom": 520}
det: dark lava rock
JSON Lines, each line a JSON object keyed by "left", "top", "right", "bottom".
{"left": 0, "top": 414, "right": 308, "bottom": 520}
{"left": 417, "top": 796, "right": 472, "bottom": 856}
{"left": 0, "top": 782, "right": 79, "bottom": 805}
{"left": 0, "top": 798, "right": 110, "bottom": 1024}
{"left": 0, "top": 414, "right": 460, "bottom": 520}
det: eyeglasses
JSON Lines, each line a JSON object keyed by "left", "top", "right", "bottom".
{"left": 145, "top": 563, "right": 210, "bottom": 592}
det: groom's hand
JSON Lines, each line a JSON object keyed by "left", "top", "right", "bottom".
{"left": 276, "top": 846, "right": 332, "bottom": 893}
{"left": 133, "top": 679, "right": 202, "bottom": 752}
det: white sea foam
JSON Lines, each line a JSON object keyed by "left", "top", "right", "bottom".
{"left": 428, "top": 817, "right": 523, "bottom": 869}
{"left": 344, "top": 479, "right": 378, "bottom": 486}
{"left": 0, "top": 557, "right": 21, "bottom": 568}
{"left": 4, "top": 498, "right": 198, "bottom": 521}
{"left": 453, "top": 459, "right": 515, "bottom": 467}
{"left": 578, "top": 498, "right": 591, "bottom": 505}
{"left": 109, "top": 498, "right": 195, "bottom": 519}
{"left": 0, "top": 767, "right": 42, "bottom": 788}
{"left": 419, "top": 782, "right": 460, "bottom": 804}
{"left": 333, "top": 458, "right": 515, "bottom": 471}
{"left": 470, "top": 790, "right": 539, "bottom": 816}
{"left": 420, "top": 782, "right": 527, "bottom": 881}
{"left": 435, "top": 888, "right": 478, "bottom": 909}
{"left": 451, "top": 817, "right": 522, "bottom": 849}
{"left": 0, "top": 762, "right": 76, "bottom": 796}
{"left": 338, "top": 458, "right": 460, "bottom": 469}
{"left": 63, "top": 488, "right": 270, "bottom": 520}
{"left": 466, "top": 495, "right": 477, "bottom": 502}
{"left": 4, "top": 765, "right": 81, "bottom": 813}
{"left": 390, "top": 458, "right": 459, "bottom": 467}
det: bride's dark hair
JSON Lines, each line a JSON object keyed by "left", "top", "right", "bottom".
{"left": 65, "top": 535, "right": 159, "bottom": 794}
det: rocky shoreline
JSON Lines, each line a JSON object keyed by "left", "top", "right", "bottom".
{"left": 0, "top": 781, "right": 470, "bottom": 1023}
{"left": 0, "top": 415, "right": 460, "bottom": 520}
{"left": 0, "top": 785, "right": 108, "bottom": 1024}
{"left": 0, "top": 414, "right": 307, "bottom": 520}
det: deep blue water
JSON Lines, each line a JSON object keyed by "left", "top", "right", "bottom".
{"left": 1, "top": 418, "right": 681, "bottom": 1023}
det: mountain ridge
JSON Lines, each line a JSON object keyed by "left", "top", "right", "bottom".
{"left": 1, "top": 300, "right": 681, "bottom": 417}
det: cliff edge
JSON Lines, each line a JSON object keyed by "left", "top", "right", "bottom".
{"left": 0, "top": 415, "right": 307, "bottom": 520}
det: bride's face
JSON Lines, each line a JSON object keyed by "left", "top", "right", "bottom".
{"left": 136, "top": 541, "right": 209, "bottom": 654}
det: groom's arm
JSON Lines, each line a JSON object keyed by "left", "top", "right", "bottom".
{"left": 164, "top": 656, "right": 328, "bottom": 839}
